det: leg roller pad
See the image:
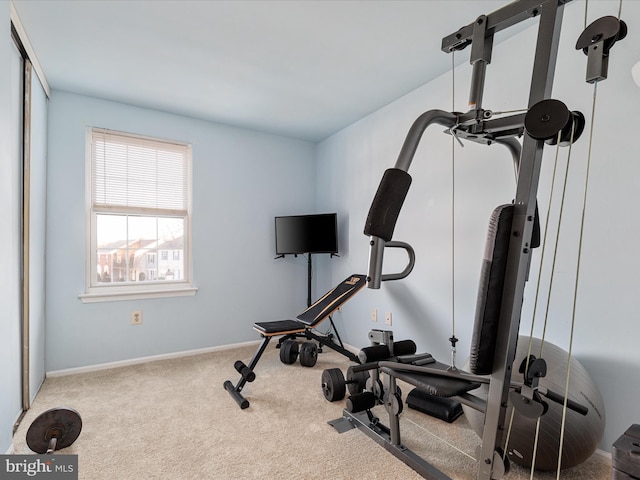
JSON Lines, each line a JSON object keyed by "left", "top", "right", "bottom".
{"left": 406, "top": 388, "right": 463, "bottom": 423}
{"left": 347, "top": 391, "right": 377, "bottom": 413}
{"left": 234, "top": 360, "right": 256, "bottom": 382}
{"left": 392, "top": 339, "right": 417, "bottom": 356}
{"left": 358, "top": 345, "right": 391, "bottom": 363}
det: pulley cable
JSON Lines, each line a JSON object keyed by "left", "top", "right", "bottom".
{"left": 501, "top": 408, "right": 516, "bottom": 464}
{"left": 538, "top": 122, "right": 576, "bottom": 361}
{"left": 524, "top": 129, "right": 564, "bottom": 374}
{"left": 528, "top": 120, "right": 577, "bottom": 479}
{"left": 618, "top": 0, "right": 623, "bottom": 20}
{"left": 584, "top": 0, "right": 588, "bottom": 29}
{"left": 449, "top": 50, "right": 459, "bottom": 369}
{"left": 503, "top": 129, "right": 563, "bottom": 471}
{"left": 555, "top": 78, "right": 599, "bottom": 480}
{"left": 529, "top": 417, "right": 543, "bottom": 480}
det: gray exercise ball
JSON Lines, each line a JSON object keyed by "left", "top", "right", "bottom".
{"left": 462, "top": 336, "right": 605, "bottom": 471}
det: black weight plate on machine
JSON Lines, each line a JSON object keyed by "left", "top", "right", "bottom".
{"left": 299, "top": 342, "right": 318, "bottom": 367}
{"left": 279, "top": 339, "right": 299, "bottom": 364}
{"left": 26, "top": 407, "right": 82, "bottom": 454}
{"left": 322, "top": 368, "right": 346, "bottom": 402}
{"left": 346, "top": 366, "right": 370, "bottom": 396}
{"left": 524, "top": 99, "right": 570, "bottom": 141}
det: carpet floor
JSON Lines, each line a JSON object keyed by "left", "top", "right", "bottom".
{"left": 11, "top": 343, "right": 611, "bottom": 479}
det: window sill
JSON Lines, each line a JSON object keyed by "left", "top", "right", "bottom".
{"left": 79, "top": 286, "right": 198, "bottom": 303}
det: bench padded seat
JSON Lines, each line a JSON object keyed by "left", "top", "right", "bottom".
{"left": 253, "top": 320, "right": 305, "bottom": 335}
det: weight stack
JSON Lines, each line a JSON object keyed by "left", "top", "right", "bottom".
{"left": 406, "top": 388, "right": 463, "bottom": 423}
{"left": 612, "top": 424, "right": 640, "bottom": 480}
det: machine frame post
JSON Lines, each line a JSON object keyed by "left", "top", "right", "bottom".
{"left": 476, "top": 2, "right": 565, "bottom": 478}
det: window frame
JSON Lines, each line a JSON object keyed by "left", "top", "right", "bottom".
{"left": 80, "top": 128, "right": 196, "bottom": 303}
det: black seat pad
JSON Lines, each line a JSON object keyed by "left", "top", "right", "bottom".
{"left": 253, "top": 319, "right": 304, "bottom": 334}
{"left": 382, "top": 361, "right": 481, "bottom": 398}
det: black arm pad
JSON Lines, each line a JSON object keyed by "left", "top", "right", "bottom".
{"left": 364, "top": 168, "right": 412, "bottom": 242}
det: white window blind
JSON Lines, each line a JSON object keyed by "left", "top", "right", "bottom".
{"left": 81, "top": 127, "right": 196, "bottom": 302}
{"left": 91, "top": 129, "right": 189, "bottom": 214}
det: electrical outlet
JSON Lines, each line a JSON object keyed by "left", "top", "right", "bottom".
{"left": 385, "top": 312, "right": 392, "bottom": 326}
{"left": 372, "top": 308, "right": 378, "bottom": 322}
{"left": 131, "top": 310, "right": 143, "bottom": 325}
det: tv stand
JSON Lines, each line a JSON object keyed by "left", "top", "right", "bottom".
{"left": 274, "top": 252, "right": 345, "bottom": 354}
{"left": 274, "top": 252, "right": 339, "bottom": 307}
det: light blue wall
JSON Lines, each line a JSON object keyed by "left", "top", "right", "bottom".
{"left": 45, "top": 91, "right": 317, "bottom": 371}
{"left": 0, "top": 0, "right": 23, "bottom": 453}
{"left": 317, "top": 1, "right": 640, "bottom": 452}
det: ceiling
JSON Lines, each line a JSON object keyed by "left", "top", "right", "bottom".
{"left": 12, "top": 0, "right": 520, "bottom": 142}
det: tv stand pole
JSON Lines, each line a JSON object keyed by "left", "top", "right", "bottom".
{"left": 307, "top": 253, "right": 312, "bottom": 307}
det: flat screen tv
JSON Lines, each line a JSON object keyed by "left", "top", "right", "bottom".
{"left": 275, "top": 213, "right": 338, "bottom": 255}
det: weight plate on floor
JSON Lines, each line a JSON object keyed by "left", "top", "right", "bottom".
{"left": 26, "top": 407, "right": 82, "bottom": 454}
{"left": 299, "top": 342, "right": 318, "bottom": 367}
{"left": 279, "top": 340, "right": 299, "bottom": 365}
{"left": 321, "top": 368, "right": 346, "bottom": 402}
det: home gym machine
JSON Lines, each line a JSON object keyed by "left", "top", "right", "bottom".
{"left": 328, "top": 1, "right": 626, "bottom": 479}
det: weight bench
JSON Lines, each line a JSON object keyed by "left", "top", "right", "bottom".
{"left": 224, "top": 274, "right": 367, "bottom": 409}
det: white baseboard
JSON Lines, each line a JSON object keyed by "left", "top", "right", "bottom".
{"left": 343, "top": 343, "right": 360, "bottom": 355}
{"left": 45, "top": 340, "right": 261, "bottom": 377}
{"left": 593, "top": 448, "right": 612, "bottom": 465}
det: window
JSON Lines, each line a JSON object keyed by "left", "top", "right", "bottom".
{"left": 81, "top": 128, "right": 196, "bottom": 302}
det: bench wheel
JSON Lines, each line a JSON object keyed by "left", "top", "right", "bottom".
{"left": 279, "top": 340, "right": 299, "bottom": 364}
{"left": 322, "top": 368, "right": 346, "bottom": 402}
{"left": 299, "top": 341, "right": 318, "bottom": 367}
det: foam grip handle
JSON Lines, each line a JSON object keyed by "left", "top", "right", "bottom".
{"left": 364, "top": 168, "right": 412, "bottom": 241}
{"left": 346, "top": 391, "right": 377, "bottom": 413}
{"left": 358, "top": 344, "right": 391, "bottom": 363}
{"left": 392, "top": 339, "right": 417, "bottom": 356}
{"left": 234, "top": 361, "right": 256, "bottom": 382}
